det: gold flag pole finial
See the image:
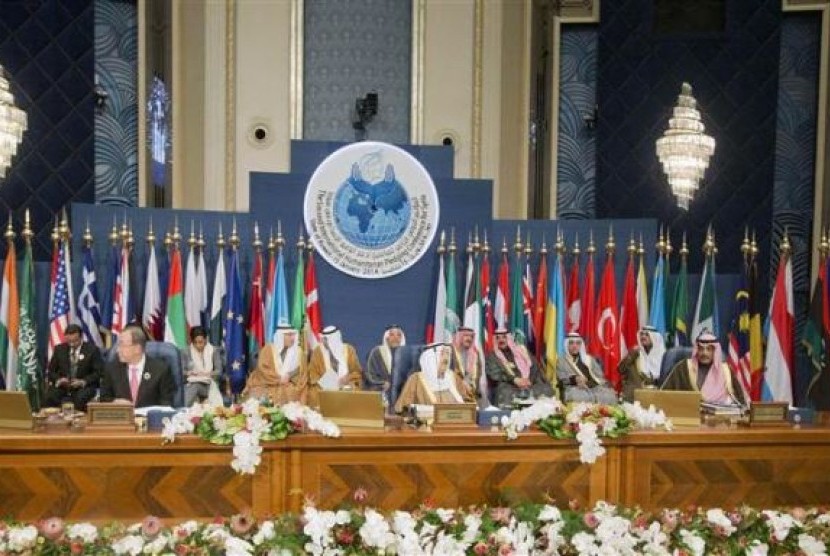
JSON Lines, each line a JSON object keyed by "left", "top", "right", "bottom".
{"left": 252, "top": 221, "right": 263, "bottom": 251}
{"left": 275, "top": 221, "right": 285, "bottom": 250}
{"left": 216, "top": 222, "right": 226, "bottom": 250}
{"left": 229, "top": 218, "right": 240, "bottom": 250}
{"left": 22, "top": 209, "right": 33, "bottom": 243}
{"left": 4, "top": 212, "right": 15, "bottom": 243}
{"left": 146, "top": 218, "right": 156, "bottom": 246}
{"left": 437, "top": 229, "right": 447, "bottom": 255}
{"left": 82, "top": 219, "right": 93, "bottom": 247}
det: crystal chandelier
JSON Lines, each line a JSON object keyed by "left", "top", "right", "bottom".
{"left": 655, "top": 82, "right": 715, "bottom": 209}
{"left": 0, "top": 64, "right": 27, "bottom": 178}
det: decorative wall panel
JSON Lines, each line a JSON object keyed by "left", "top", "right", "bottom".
{"left": 772, "top": 14, "right": 820, "bottom": 402}
{"left": 94, "top": 0, "right": 138, "bottom": 207}
{"left": 557, "top": 27, "right": 598, "bottom": 219}
{"left": 596, "top": 0, "right": 781, "bottom": 277}
{"left": 0, "top": 0, "right": 95, "bottom": 260}
{"left": 303, "top": 0, "right": 411, "bottom": 143}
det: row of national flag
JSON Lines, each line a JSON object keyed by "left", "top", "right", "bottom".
{"left": 0, "top": 217, "right": 326, "bottom": 403}
{"left": 425, "top": 226, "right": 822, "bottom": 407}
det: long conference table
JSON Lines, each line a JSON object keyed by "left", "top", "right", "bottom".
{"left": 2, "top": 423, "right": 830, "bottom": 522}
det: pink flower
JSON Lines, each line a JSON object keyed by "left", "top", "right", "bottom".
{"left": 38, "top": 517, "right": 64, "bottom": 540}
{"left": 583, "top": 512, "right": 599, "bottom": 529}
{"left": 230, "top": 511, "right": 255, "bottom": 535}
{"left": 353, "top": 486, "right": 369, "bottom": 504}
{"left": 728, "top": 511, "right": 742, "bottom": 525}
{"left": 568, "top": 499, "right": 580, "bottom": 511}
{"left": 70, "top": 541, "right": 84, "bottom": 555}
{"left": 791, "top": 507, "right": 807, "bottom": 521}
{"left": 498, "top": 543, "right": 513, "bottom": 555}
{"left": 142, "top": 515, "right": 162, "bottom": 538}
{"left": 175, "top": 544, "right": 190, "bottom": 555}
{"left": 421, "top": 496, "right": 436, "bottom": 510}
{"left": 490, "top": 507, "right": 512, "bottom": 524}
{"left": 190, "top": 416, "right": 202, "bottom": 426}
{"left": 473, "top": 541, "right": 489, "bottom": 555}
{"left": 303, "top": 494, "right": 317, "bottom": 508}
{"left": 336, "top": 528, "right": 355, "bottom": 545}
{"left": 632, "top": 515, "right": 648, "bottom": 530}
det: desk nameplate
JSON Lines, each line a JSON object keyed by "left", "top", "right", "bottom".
{"left": 748, "top": 402, "right": 790, "bottom": 427}
{"left": 86, "top": 402, "right": 136, "bottom": 431}
{"left": 433, "top": 404, "right": 477, "bottom": 427}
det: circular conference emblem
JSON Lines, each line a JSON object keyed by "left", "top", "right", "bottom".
{"left": 304, "top": 142, "right": 440, "bottom": 279}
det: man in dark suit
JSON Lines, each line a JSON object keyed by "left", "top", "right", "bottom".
{"left": 100, "top": 325, "right": 177, "bottom": 407}
{"left": 45, "top": 324, "right": 104, "bottom": 411}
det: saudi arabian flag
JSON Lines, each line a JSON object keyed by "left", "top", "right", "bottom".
{"left": 18, "top": 241, "right": 42, "bottom": 410}
{"left": 164, "top": 249, "right": 188, "bottom": 349}
{"left": 291, "top": 248, "right": 306, "bottom": 332}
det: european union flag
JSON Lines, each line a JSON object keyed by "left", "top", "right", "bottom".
{"left": 224, "top": 249, "right": 247, "bottom": 396}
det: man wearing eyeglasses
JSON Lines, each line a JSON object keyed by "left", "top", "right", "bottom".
{"left": 100, "top": 325, "right": 176, "bottom": 407}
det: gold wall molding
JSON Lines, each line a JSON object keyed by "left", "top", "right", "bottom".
{"left": 410, "top": 0, "right": 426, "bottom": 144}
{"left": 471, "top": 0, "right": 484, "bottom": 178}
{"left": 225, "top": 0, "right": 236, "bottom": 210}
{"left": 137, "top": 0, "right": 147, "bottom": 207}
{"left": 290, "top": 0, "right": 304, "bottom": 140}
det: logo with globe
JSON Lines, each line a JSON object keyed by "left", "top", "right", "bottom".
{"left": 333, "top": 163, "right": 411, "bottom": 250}
{"left": 304, "top": 142, "right": 440, "bottom": 279}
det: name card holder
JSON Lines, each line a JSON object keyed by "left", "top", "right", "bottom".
{"left": 747, "top": 402, "right": 790, "bottom": 427}
{"left": 85, "top": 402, "right": 136, "bottom": 431}
{"left": 433, "top": 403, "right": 478, "bottom": 428}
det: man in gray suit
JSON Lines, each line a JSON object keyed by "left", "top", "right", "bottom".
{"left": 100, "top": 325, "right": 177, "bottom": 408}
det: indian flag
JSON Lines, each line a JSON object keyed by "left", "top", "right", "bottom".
{"left": 0, "top": 242, "right": 19, "bottom": 390}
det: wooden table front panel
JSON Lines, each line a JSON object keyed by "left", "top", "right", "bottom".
{"left": 292, "top": 443, "right": 607, "bottom": 512}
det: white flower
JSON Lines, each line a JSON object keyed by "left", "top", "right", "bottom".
{"left": 334, "top": 509, "right": 351, "bottom": 525}
{"left": 252, "top": 520, "right": 276, "bottom": 545}
{"left": 638, "top": 521, "right": 670, "bottom": 555}
{"left": 762, "top": 510, "right": 801, "bottom": 541}
{"left": 360, "top": 509, "right": 395, "bottom": 550}
{"left": 621, "top": 401, "right": 671, "bottom": 431}
{"left": 111, "top": 534, "right": 145, "bottom": 555}
{"left": 430, "top": 531, "right": 469, "bottom": 556}
{"left": 176, "top": 520, "right": 199, "bottom": 537}
{"left": 538, "top": 505, "right": 562, "bottom": 523}
{"left": 815, "top": 513, "right": 830, "bottom": 525}
{"left": 66, "top": 522, "right": 99, "bottom": 543}
{"left": 143, "top": 533, "right": 172, "bottom": 553}
{"left": 502, "top": 398, "right": 563, "bottom": 439}
{"left": 576, "top": 422, "right": 606, "bottom": 463}
{"left": 746, "top": 540, "right": 769, "bottom": 556}
{"left": 678, "top": 529, "right": 706, "bottom": 556}
{"left": 435, "top": 508, "right": 455, "bottom": 523}
{"left": 798, "top": 533, "right": 827, "bottom": 555}
{"left": 571, "top": 531, "right": 598, "bottom": 554}
{"left": 6, "top": 526, "right": 37, "bottom": 552}
{"left": 462, "top": 513, "right": 482, "bottom": 543}
{"left": 706, "top": 508, "right": 736, "bottom": 536}
{"left": 225, "top": 535, "right": 255, "bottom": 556}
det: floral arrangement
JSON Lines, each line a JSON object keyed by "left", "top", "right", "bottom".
{"left": 162, "top": 399, "right": 340, "bottom": 474}
{"left": 502, "top": 399, "right": 672, "bottom": 463}
{"left": 3, "top": 498, "right": 829, "bottom": 555}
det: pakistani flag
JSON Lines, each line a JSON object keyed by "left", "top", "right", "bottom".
{"left": 18, "top": 240, "right": 42, "bottom": 410}
{"left": 692, "top": 252, "right": 719, "bottom": 340}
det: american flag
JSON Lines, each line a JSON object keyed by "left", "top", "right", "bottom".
{"left": 48, "top": 240, "right": 75, "bottom": 359}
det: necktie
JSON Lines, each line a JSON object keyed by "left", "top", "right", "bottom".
{"left": 129, "top": 365, "right": 140, "bottom": 404}
{"left": 70, "top": 349, "right": 79, "bottom": 378}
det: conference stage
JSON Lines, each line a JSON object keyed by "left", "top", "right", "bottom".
{"left": 2, "top": 424, "right": 830, "bottom": 522}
